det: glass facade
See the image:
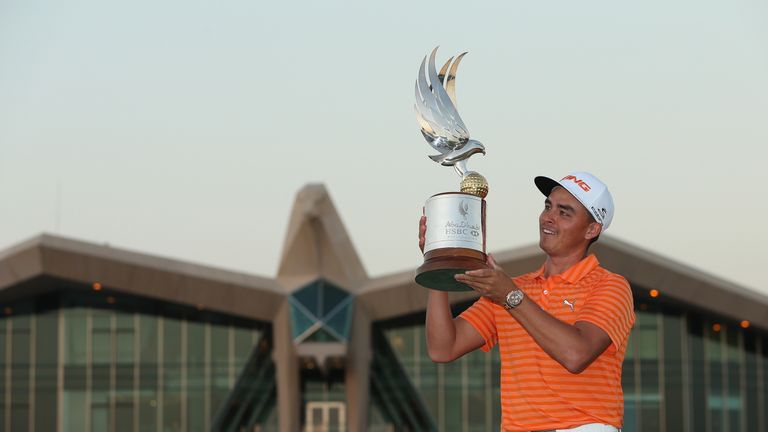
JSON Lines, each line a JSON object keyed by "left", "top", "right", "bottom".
{"left": 620, "top": 304, "right": 768, "bottom": 432}
{"left": 377, "top": 324, "right": 501, "bottom": 431}
{"left": 371, "top": 298, "right": 768, "bottom": 432}
{"left": 1, "top": 280, "right": 767, "bottom": 432}
{"left": 0, "top": 303, "right": 275, "bottom": 432}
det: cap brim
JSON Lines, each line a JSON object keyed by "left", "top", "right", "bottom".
{"left": 534, "top": 176, "right": 561, "bottom": 197}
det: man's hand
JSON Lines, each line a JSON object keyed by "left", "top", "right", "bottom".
{"left": 454, "top": 254, "right": 516, "bottom": 306}
{"left": 418, "top": 210, "right": 427, "bottom": 253}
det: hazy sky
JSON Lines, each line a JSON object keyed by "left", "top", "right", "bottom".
{"left": 1, "top": 0, "right": 767, "bottom": 295}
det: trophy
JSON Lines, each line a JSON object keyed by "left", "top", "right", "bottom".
{"left": 414, "top": 47, "right": 489, "bottom": 291}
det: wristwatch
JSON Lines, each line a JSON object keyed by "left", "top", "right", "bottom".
{"left": 504, "top": 290, "right": 524, "bottom": 310}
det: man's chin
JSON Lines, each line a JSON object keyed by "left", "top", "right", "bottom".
{"left": 539, "top": 237, "right": 556, "bottom": 254}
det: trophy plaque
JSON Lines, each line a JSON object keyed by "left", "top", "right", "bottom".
{"left": 414, "top": 47, "right": 489, "bottom": 292}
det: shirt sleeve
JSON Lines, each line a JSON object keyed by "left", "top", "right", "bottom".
{"left": 458, "top": 296, "right": 498, "bottom": 352}
{"left": 576, "top": 274, "right": 635, "bottom": 353}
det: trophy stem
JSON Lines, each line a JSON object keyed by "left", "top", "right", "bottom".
{"left": 454, "top": 160, "right": 468, "bottom": 177}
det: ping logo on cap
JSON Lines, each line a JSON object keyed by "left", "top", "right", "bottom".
{"left": 562, "top": 175, "right": 591, "bottom": 192}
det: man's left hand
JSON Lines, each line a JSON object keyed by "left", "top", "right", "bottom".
{"left": 454, "top": 254, "right": 517, "bottom": 306}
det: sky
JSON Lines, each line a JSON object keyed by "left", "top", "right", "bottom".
{"left": 1, "top": 0, "right": 767, "bottom": 296}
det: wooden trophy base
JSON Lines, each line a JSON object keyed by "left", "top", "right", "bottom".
{"left": 415, "top": 248, "right": 488, "bottom": 291}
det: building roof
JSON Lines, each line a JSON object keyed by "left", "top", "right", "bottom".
{"left": 0, "top": 233, "right": 284, "bottom": 321}
{"left": 1, "top": 184, "right": 767, "bottom": 330}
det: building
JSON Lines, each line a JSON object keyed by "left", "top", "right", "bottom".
{"left": 1, "top": 184, "right": 767, "bottom": 432}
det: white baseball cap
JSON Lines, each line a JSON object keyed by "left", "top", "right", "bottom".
{"left": 534, "top": 172, "right": 615, "bottom": 230}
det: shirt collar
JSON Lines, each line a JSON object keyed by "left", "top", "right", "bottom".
{"left": 535, "top": 254, "right": 600, "bottom": 284}
{"left": 532, "top": 264, "right": 546, "bottom": 280}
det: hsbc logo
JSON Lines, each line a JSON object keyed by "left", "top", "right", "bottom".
{"left": 562, "top": 175, "right": 591, "bottom": 192}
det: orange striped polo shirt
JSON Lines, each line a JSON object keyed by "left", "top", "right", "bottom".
{"left": 460, "top": 254, "right": 635, "bottom": 432}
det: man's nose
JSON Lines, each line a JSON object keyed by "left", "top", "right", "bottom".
{"left": 541, "top": 210, "right": 554, "bottom": 224}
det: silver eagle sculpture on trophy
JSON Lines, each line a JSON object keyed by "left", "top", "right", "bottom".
{"left": 415, "top": 47, "right": 488, "bottom": 197}
{"left": 415, "top": 47, "right": 490, "bottom": 291}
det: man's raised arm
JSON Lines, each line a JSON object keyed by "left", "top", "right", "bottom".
{"left": 420, "top": 215, "right": 485, "bottom": 362}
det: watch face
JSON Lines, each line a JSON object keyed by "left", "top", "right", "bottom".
{"left": 506, "top": 290, "right": 523, "bottom": 308}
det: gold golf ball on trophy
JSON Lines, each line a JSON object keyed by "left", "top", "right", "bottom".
{"left": 460, "top": 172, "right": 489, "bottom": 198}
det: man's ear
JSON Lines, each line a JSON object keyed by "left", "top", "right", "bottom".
{"left": 585, "top": 222, "right": 602, "bottom": 240}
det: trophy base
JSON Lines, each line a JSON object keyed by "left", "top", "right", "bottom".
{"left": 415, "top": 248, "right": 488, "bottom": 292}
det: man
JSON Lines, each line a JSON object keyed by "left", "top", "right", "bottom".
{"left": 420, "top": 172, "right": 635, "bottom": 432}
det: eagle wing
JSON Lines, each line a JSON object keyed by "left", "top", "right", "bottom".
{"left": 414, "top": 47, "right": 470, "bottom": 153}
